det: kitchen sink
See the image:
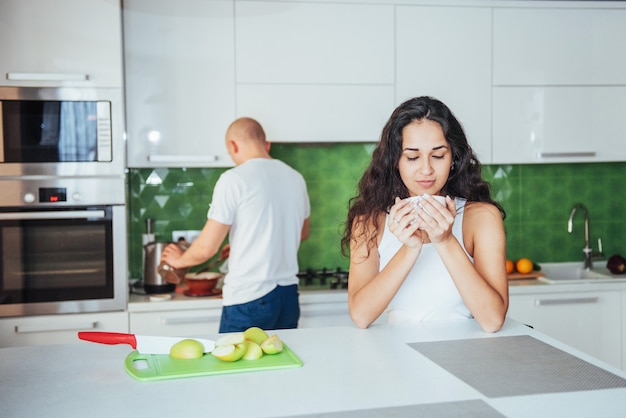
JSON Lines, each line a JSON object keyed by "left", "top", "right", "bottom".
{"left": 537, "top": 262, "right": 621, "bottom": 284}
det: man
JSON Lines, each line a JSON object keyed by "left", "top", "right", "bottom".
{"left": 161, "top": 117, "right": 310, "bottom": 332}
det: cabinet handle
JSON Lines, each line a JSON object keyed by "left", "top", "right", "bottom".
{"left": 539, "top": 152, "right": 596, "bottom": 158}
{"left": 6, "top": 72, "right": 90, "bottom": 82}
{"left": 535, "top": 297, "right": 598, "bottom": 306}
{"left": 148, "top": 155, "right": 219, "bottom": 163}
{"left": 15, "top": 321, "right": 98, "bottom": 333}
{"left": 0, "top": 210, "right": 105, "bottom": 221}
{"left": 161, "top": 315, "right": 220, "bottom": 325}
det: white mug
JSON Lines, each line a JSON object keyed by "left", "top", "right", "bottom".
{"left": 407, "top": 194, "right": 446, "bottom": 207}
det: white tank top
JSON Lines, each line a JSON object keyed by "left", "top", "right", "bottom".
{"left": 378, "top": 197, "right": 472, "bottom": 323}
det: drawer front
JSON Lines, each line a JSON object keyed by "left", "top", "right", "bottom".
{"left": 129, "top": 309, "right": 221, "bottom": 337}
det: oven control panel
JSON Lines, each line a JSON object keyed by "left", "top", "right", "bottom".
{"left": 0, "top": 177, "right": 125, "bottom": 207}
{"left": 38, "top": 188, "right": 67, "bottom": 203}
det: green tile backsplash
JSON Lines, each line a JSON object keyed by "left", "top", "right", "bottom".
{"left": 127, "top": 144, "right": 626, "bottom": 279}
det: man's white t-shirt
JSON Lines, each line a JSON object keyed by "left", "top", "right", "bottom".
{"left": 207, "top": 158, "right": 310, "bottom": 306}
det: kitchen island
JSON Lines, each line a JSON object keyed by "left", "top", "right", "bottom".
{"left": 2, "top": 319, "right": 626, "bottom": 417}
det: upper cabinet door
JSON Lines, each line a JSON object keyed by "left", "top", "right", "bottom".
{"left": 494, "top": 8, "right": 626, "bottom": 86}
{"left": 235, "top": 1, "right": 394, "bottom": 85}
{"left": 234, "top": 1, "right": 395, "bottom": 143}
{"left": 236, "top": 84, "right": 395, "bottom": 142}
{"left": 395, "top": 6, "right": 493, "bottom": 163}
{"left": 124, "top": 0, "right": 235, "bottom": 168}
{"left": 0, "top": 0, "right": 123, "bottom": 88}
{"left": 493, "top": 86, "right": 626, "bottom": 164}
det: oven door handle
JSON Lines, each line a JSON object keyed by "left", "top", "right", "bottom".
{"left": 0, "top": 210, "right": 106, "bottom": 220}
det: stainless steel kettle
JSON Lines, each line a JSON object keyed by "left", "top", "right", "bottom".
{"left": 143, "top": 241, "right": 178, "bottom": 294}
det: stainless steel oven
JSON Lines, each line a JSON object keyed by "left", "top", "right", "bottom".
{"left": 0, "top": 86, "right": 124, "bottom": 177}
{"left": 0, "top": 166, "right": 127, "bottom": 317}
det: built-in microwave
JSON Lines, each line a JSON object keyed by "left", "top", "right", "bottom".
{"left": 0, "top": 86, "right": 124, "bottom": 177}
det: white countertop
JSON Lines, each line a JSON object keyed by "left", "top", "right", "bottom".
{"left": 2, "top": 318, "right": 626, "bottom": 418}
{"left": 508, "top": 261, "right": 626, "bottom": 294}
{"left": 509, "top": 278, "right": 626, "bottom": 294}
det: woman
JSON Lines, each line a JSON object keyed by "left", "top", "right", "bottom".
{"left": 341, "top": 96, "right": 508, "bottom": 332}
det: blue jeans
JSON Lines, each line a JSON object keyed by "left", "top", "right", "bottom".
{"left": 219, "top": 284, "right": 300, "bottom": 332}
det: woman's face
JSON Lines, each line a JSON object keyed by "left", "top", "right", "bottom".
{"left": 397, "top": 119, "right": 452, "bottom": 197}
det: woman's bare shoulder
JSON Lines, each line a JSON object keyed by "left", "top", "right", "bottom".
{"left": 463, "top": 201, "right": 501, "bottom": 217}
{"left": 462, "top": 201, "right": 503, "bottom": 227}
{"left": 462, "top": 202, "right": 505, "bottom": 256}
{"left": 353, "top": 211, "right": 388, "bottom": 230}
{"left": 350, "top": 211, "right": 388, "bottom": 261}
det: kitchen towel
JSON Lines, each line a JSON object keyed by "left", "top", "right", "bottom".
{"left": 409, "top": 335, "right": 626, "bottom": 398}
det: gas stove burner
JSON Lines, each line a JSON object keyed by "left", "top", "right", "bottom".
{"left": 297, "top": 267, "right": 349, "bottom": 289}
{"left": 296, "top": 268, "right": 317, "bottom": 286}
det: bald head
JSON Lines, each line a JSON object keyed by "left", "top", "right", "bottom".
{"left": 226, "top": 117, "right": 266, "bottom": 145}
{"left": 225, "top": 117, "right": 271, "bottom": 165}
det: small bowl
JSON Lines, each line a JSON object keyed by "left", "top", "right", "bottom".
{"left": 184, "top": 271, "right": 222, "bottom": 294}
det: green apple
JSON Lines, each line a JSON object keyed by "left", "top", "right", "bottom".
{"left": 170, "top": 339, "right": 204, "bottom": 359}
{"left": 243, "top": 327, "right": 269, "bottom": 345}
{"left": 215, "top": 332, "right": 246, "bottom": 347}
{"left": 242, "top": 341, "right": 263, "bottom": 360}
{"left": 211, "top": 342, "right": 247, "bottom": 362}
{"left": 260, "top": 334, "right": 283, "bottom": 355}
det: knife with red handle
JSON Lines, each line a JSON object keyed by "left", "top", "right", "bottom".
{"left": 78, "top": 331, "right": 215, "bottom": 354}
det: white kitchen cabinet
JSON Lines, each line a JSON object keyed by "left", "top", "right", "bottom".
{"left": 623, "top": 289, "right": 626, "bottom": 371}
{"left": 493, "top": 8, "right": 626, "bottom": 86}
{"left": 298, "top": 293, "right": 387, "bottom": 328}
{"left": 298, "top": 300, "right": 353, "bottom": 328}
{"left": 0, "top": 312, "right": 128, "bottom": 348}
{"left": 123, "top": 0, "right": 235, "bottom": 167}
{"left": 129, "top": 308, "right": 222, "bottom": 337}
{"left": 0, "top": 0, "right": 123, "bottom": 88}
{"left": 508, "top": 288, "right": 622, "bottom": 370}
{"left": 235, "top": 1, "right": 393, "bottom": 85}
{"left": 493, "top": 86, "right": 626, "bottom": 164}
{"left": 395, "top": 6, "right": 493, "bottom": 163}
{"left": 234, "top": 1, "right": 395, "bottom": 143}
{"left": 236, "top": 84, "right": 394, "bottom": 142}
{"left": 127, "top": 291, "right": 356, "bottom": 333}
{"left": 492, "top": 6, "right": 626, "bottom": 164}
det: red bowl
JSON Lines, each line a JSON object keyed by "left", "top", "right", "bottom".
{"left": 184, "top": 272, "right": 222, "bottom": 294}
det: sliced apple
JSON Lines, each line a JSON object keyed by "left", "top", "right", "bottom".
{"left": 242, "top": 341, "right": 263, "bottom": 360}
{"left": 215, "top": 332, "right": 246, "bottom": 347}
{"left": 243, "top": 327, "right": 269, "bottom": 345}
{"left": 211, "top": 342, "right": 247, "bottom": 362}
{"left": 260, "top": 334, "right": 283, "bottom": 355}
{"left": 170, "top": 339, "right": 204, "bottom": 359}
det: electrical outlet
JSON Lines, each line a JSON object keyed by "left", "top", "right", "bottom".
{"left": 187, "top": 230, "right": 201, "bottom": 242}
{"left": 172, "top": 230, "right": 187, "bottom": 242}
{"left": 172, "top": 230, "right": 201, "bottom": 243}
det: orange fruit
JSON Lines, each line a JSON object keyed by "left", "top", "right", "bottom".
{"left": 515, "top": 258, "right": 534, "bottom": 274}
{"left": 505, "top": 259, "right": 515, "bottom": 274}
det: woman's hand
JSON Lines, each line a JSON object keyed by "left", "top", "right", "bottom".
{"left": 415, "top": 195, "right": 456, "bottom": 244}
{"left": 388, "top": 197, "right": 424, "bottom": 248}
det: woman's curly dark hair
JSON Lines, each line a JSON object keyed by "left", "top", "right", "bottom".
{"left": 340, "top": 96, "right": 505, "bottom": 258}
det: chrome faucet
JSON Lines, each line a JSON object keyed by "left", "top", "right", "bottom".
{"left": 567, "top": 203, "right": 603, "bottom": 270}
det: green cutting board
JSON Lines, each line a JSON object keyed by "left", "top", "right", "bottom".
{"left": 124, "top": 343, "right": 303, "bottom": 381}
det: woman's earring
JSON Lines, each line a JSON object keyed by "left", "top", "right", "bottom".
{"left": 450, "top": 162, "right": 455, "bottom": 171}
